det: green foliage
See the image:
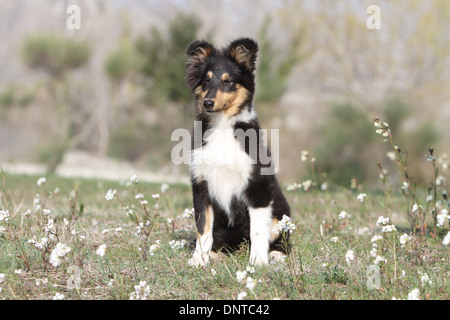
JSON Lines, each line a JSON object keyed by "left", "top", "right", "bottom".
{"left": 108, "top": 118, "right": 173, "bottom": 168}
{"left": 105, "top": 44, "right": 143, "bottom": 82}
{"left": 255, "top": 16, "right": 307, "bottom": 104}
{"left": 315, "top": 102, "right": 375, "bottom": 186}
{"left": 135, "top": 12, "right": 201, "bottom": 105}
{"left": 0, "top": 86, "right": 34, "bottom": 110}
{"left": 382, "top": 98, "right": 411, "bottom": 134}
{"left": 22, "top": 34, "right": 90, "bottom": 78}
{"left": 323, "top": 265, "right": 348, "bottom": 285}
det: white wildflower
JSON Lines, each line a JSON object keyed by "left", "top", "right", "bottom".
{"left": 273, "top": 215, "right": 296, "bottom": 235}
{"left": 37, "top": 177, "right": 46, "bottom": 186}
{"left": 401, "top": 181, "right": 410, "bottom": 191}
{"left": 182, "top": 208, "right": 194, "bottom": 218}
{"left": 412, "top": 203, "right": 422, "bottom": 213}
{"left": 151, "top": 194, "right": 160, "bottom": 200}
{"left": 301, "top": 150, "right": 309, "bottom": 162}
{"left": 437, "top": 209, "right": 449, "bottom": 227}
{"left": 286, "top": 183, "right": 300, "bottom": 191}
{"left": 330, "top": 237, "right": 338, "bottom": 243}
{"left": 96, "top": 244, "right": 107, "bottom": 257}
{"left": 302, "top": 179, "right": 312, "bottom": 191}
{"left": 53, "top": 292, "right": 65, "bottom": 300}
{"left": 246, "top": 266, "right": 255, "bottom": 274}
{"left": 149, "top": 240, "right": 161, "bottom": 256}
{"left": 129, "top": 281, "right": 150, "bottom": 300}
{"left": 386, "top": 151, "right": 396, "bottom": 161}
{"left": 105, "top": 189, "right": 117, "bottom": 201}
{"left": 0, "top": 210, "right": 10, "bottom": 222}
{"left": 245, "top": 277, "right": 257, "bottom": 291}
{"left": 236, "top": 270, "right": 247, "bottom": 283}
{"left": 436, "top": 175, "right": 446, "bottom": 186}
{"left": 357, "top": 193, "right": 367, "bottom": 202}
{"left": 399, "top": 233, "right": 412, "bottom": 246}
{"left": 420, "top": 272, "right": 432, "bottom": 285}
{"left": 160, "top": 183, "right": 169, "bottom": 193}
{"left": 129, "top": 175, "right": 139, "bottom": 184}
{"left": 169, "top": 239, "right": 187, "bottom": 251}
{"left": 407, "top": 288, "right": 420, "bottom": 300}
{"left": 237, "top": 291, "right": 247, "bottom": 300}
{"left": 374, "top": 255, "right": 386, "bottom": 265}
{"left": 371, "top": 235, "right": 383, "bottom": 243}
{"left": 376, "top": 216, "right": 390, "bottom": 226}
{"left": 381, "top": 224, "right": 397, "bottom": 233}
{"left": 338, "top": 210, "right": 348, "bottom": 219}
{"left": 443, "top": 231, "right": 450, "bottom": 246}
{"left": 345, "top": 250, "right": 355, "bottom": 265}
{"left": 49, "top": 243, "right": 71, "bottom": 267}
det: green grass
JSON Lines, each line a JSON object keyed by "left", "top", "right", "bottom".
{"left": 0, "top": 172, "right": 448, "bottom": 300}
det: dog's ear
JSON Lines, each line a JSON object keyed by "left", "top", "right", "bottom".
{"left": 186, "top": 40, "right": 214, "bottom": 91}
{"left": 228, "top": 38, "right": 258, "bottom": 72}
{"left": 186, "top": 40, "right": 214, "bottom": 70}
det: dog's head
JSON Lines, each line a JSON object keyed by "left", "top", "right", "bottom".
{"left": 186, "top": 38, "right": 258, "bottom": 116}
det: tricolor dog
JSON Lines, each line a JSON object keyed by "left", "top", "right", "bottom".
{"left": 185, "top": 37, "right": 291, "bottom": 266}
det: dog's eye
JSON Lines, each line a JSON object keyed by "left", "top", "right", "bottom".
{"left": 204, "top": 78, "right": 211, "bottom": 85}
{"left": 223, "top": 79, "right": 232, "bottom": 85}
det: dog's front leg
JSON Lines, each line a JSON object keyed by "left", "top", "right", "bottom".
{"left": 188, "top": 181, "right": 214, "bottom": 267}
{"left": 188, "top": 205, "right": 214, "bottom": 267}
{"left": 249, "top": 206, "right": 273, "bottom": 265}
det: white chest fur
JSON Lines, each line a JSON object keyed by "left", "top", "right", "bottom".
{"left": 190, "top": 114, "right": 254, "bottom": 215}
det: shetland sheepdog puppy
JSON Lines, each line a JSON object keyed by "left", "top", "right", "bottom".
{"left": 185, "top": 37, "right": 290, "bottom": 266}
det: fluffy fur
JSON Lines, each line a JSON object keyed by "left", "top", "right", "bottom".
{"left": 185, "top": 37, "right": 290, "bottom": 266}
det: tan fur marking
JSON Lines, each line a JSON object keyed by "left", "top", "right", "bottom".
{"left": 207, "top": 71, "right": 213, "bottom": 79}
{"left": 230, "top": 45, "right": 252, "bottom": 70}
{"left": 224, "top": 85, "right": 249, "bottom": 116}
{"left": 197, "top": 206, "right": 212, "bottom": 237}
{"left": 221, "top": 73, "right": 229, "bottom": 81}
{"left": 270, "top": 218, "right": 279, "bottom": 242}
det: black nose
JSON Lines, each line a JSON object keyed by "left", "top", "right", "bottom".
{"left": 203, "top": 99, "right": 214, "bottom": 111}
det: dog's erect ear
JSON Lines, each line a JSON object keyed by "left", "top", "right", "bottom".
{"left": 186, "top": 40, "right": 214, "bottom": 64}
{"left": 186, "top": 40, "right": 214, "bottom": 91}
{"left": 228, "top": 38, "right": 258, "bottom": 72}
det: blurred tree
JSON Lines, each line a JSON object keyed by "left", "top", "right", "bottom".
{"left": 314, "top": 102, "right": 375, "bottom": 187}
{"left": 23, "top": 35, "right": 90, "bottom": 79}
{"left": 255, "top": 15, "right": 308, "bottom": 105}
{"left": 22, "top": 34, "right": 90, "bottom": 172}
{"left": 102, "top": 16, "right": 144, "bottom": 157}
{"left": 135, "top": 12, "right": 201, "bottom": 107}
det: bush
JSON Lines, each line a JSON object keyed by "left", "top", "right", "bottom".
{"left": 23, "top": 34, "right": 90, "bottom": 78}
{"left": 314, "top": 102, "right": 375, "bottom": 186}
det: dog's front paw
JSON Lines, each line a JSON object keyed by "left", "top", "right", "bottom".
{"left": 188, "top": 253, "right": 209, "bottom": 267}
{"left": 249, "top": 252, "right": 268, "bottom": 266}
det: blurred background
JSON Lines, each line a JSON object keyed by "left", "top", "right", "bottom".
{"left": 0, "top": 0, "right": 449, "bottom": 189}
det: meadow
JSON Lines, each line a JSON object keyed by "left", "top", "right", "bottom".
{"left": 0, "top": 120, "right": 449, "bottom": 300}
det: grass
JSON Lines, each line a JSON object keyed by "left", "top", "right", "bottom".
{"left": 0, "top": 168, "right": 448, "bottom": 300}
